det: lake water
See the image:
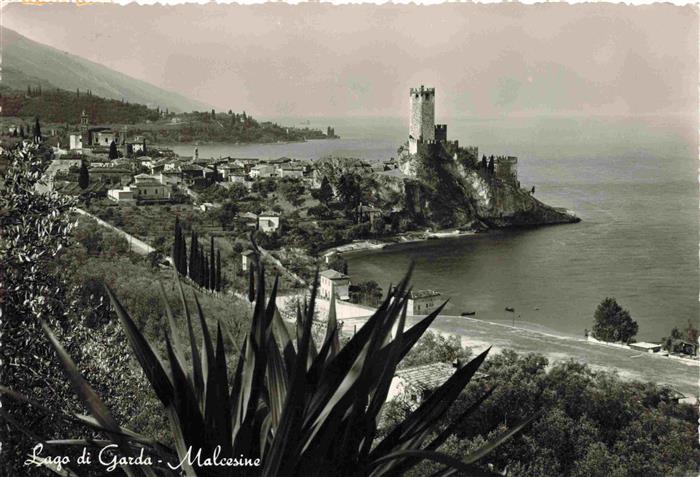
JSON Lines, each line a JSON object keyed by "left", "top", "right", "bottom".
{"left": 167, "top": 114, "right": 698, "bottom": 341}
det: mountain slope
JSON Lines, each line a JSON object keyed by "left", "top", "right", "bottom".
{"left": 0, "top": 27, "right": 209, "bottom": 113}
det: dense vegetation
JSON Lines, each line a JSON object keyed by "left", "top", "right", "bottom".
{"left": 130, "top": 109, "right": 329, "bottom": 144}
{"left": 385, "top": 350, "right": 700, "bottom": 477}
{"left": 0, "top": 144, "right": 251, "bottom": 474}
{"left": 1, "top": 87, "right": 332, "bottom": 145}
{"left": 0, "top": 86, "right": 161, "bottom": 124}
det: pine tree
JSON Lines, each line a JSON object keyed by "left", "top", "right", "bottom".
{"left": 216, "top": 250, "right": 222, "bottom": 292}
{"left": 78, "top": 162, "right": 90, "bottom": 190}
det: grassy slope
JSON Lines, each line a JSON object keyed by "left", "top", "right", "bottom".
{"left": 1, "top": 26, "right": 209, "bottom": 113}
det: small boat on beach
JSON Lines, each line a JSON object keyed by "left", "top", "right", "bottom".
{"left": 461, "top": 311, "right": 476, "bottom": 317}
{"left": 505, "top": 307, "right": 515, "bottom": 312}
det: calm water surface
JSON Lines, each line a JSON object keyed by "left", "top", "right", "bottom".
{"left": 169, "top": 115, "right": 698, "bottom": 341}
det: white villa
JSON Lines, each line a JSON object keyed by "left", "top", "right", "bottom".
{"left": 258, "top": 211, "right": 280, "bottom": 233}
{"left": 319, "top": 269, "right": 351, "bottom": 301}
{"left": 406, "top": 290, "right": 441, "bottom": 316}
{"left": 108, "top": 173, "right": 171, "bottom": 203}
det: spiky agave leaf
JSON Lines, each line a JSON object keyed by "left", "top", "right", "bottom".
{"left": 3, "top": 249, "right": 537, "bottom": 477}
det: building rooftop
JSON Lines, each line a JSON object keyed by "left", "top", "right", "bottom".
{"left": 259, "top": 210, "right": 279, "bottom": 217}
{"left": 409, "top": 290, "right": 441, "bottom": 300}
{"left": 395, "top": 363, "right": 453, "bottom": 393}
{"left": 320, "top": 269, "right": 349, "bottom": 280}
{"left": 395, "top": 362, "right": 486, "bottom": 394}
{"left": 630, "top": 342, "right": 662, "bottom": 350}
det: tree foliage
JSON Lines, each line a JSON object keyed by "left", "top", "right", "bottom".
{"left": 318, "top": 175, "right": 333, "bottom": 204}
{"left": 592, "top": 297, "right": 638, "bottom": 343}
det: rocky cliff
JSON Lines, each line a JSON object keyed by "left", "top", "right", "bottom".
{"left": 380, "top": 142, "right": 579, "bottom": 231}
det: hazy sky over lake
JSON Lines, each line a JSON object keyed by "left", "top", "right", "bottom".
{"left": 3, "top": 3, "right": 696, "bottom": 119}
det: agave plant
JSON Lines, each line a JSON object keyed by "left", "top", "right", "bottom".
{"left": 2, "top": 252, "right": 536, "bottom": 476}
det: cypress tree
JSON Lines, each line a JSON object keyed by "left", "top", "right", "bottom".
{"left": 33, "top": 118, "right": 41, "bottom": 143}
{"left": 78, "top": 162, "right": 90, "bottom": 190}
{"left": 198, "top": 246, "right": 205, "bottom": 287}
{"left": 206, "top": 255, "right": 211, "bottom": 290}
{"left": 189, "top": 232, "right": 198, "bottom": 281}
{"left": 179, "top": 231, "right": 188, "bottom": 276}
{"left": 248, "top": 267, "right": 255, "bottom": 302}
{"left": 209, "top": 237, "right": 216, "bottom": 290}
{"left": 173, "top": 217, "right": 181, "bottom": 272}
{"left": 216, "top": 250, "right": 222, "bottom": 292}
{"left": 109, "top": 141, "right": 119, "bottom": 160}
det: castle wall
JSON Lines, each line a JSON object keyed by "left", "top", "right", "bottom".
{"left": 435, "top": 124, "right": 447, "bottom": 143}
{"left": 494, "top": 156, "right": 518, "bottom": 183}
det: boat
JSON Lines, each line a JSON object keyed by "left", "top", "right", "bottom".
{"left": 505, "top": 307, "right": 515, "bottom": 312}
{"left": 461, "top": 311, "right": 476, "bottom": 317}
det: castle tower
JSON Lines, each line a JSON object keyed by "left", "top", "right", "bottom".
{"left": 408, "top": 85, "right": 435, "bottom": 154}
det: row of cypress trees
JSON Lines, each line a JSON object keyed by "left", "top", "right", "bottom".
{"left": 172, "top": 217, "right": 223, "bottom": 292}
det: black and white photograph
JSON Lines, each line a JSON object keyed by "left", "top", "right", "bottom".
{"left": 0, "top": 2, "right": 698, "bottom": 476}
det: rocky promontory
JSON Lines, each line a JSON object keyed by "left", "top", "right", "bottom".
{"left": 375, "top": 140, "right": 579, "bottom": 231}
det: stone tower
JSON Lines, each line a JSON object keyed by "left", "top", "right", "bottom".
{"left": 80, "top": 110, "right": 89, "bottom": 144}
{"left": 408, "top": 85, "right": 435, "bottom": 154}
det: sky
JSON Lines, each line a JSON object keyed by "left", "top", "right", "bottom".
{"left": 2, "top": 3, "right": 697, "bottom": 119}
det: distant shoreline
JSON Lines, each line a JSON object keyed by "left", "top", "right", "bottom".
{"left": 321, "top": 228, "right": 479, "bottom": 257}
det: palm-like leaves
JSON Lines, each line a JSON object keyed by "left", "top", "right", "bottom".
{"left": 3, "top": 253, "right": 536, "bottom": 476}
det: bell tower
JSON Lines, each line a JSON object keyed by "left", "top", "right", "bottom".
{"left": 80, "top": 110, "right": 89, "bottom": 144}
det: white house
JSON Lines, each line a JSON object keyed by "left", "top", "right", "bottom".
{"left": 277, "top": 165, "right": 305, "bottom": 179}
{"left": 241, "top": 250, "right": 255, "bottom": 272}
{"left": 94, "top": 130, "right": 118, "bottom": 147}
{"left": 258, "top": 211, "right": 280, "bottom": 233}
{"left": 250, "top": 164, "right": 276, "bottom": 179}
{"left": 107, "top": 186, "right": 137, "bottom": 203}
{"left": 319, "top": 269, "right": 350, "bottom": 301}
{"left": 69, "top": 134, "right": 83, "bottom": 151}
{"left": 132, "top": 174, "right": 171, "bottom": 201}
{"left": 406, "top": 290, "right": 441, "bottom": 315}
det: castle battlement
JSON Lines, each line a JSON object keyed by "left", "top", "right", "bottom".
{"left": 410, "top": 85, "right": 435, "bottom": 98}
